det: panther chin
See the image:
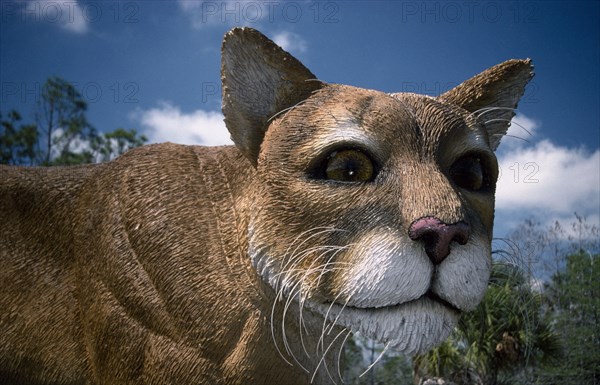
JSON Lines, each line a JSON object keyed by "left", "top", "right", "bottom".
{"left": 306, "top": 294, "right": 460, "bottom": 355}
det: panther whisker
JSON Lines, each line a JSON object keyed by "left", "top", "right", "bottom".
{"left": 319, "top": 289, "right": 351, "bottom": 354}
{"left": 358, "top": 342, "right": 391, "bottom": 378}
{"left": 277, "top": 259, "right": 351, "bottom": 369}
{"left": 285, "top": 245, "right": 347, "bottom": 276}
{"left": 279, "top": 228, "right": 346, "bottom": 288}
{"left": 272, "top": 228, "right": 346, "bottom": 366}
{"left": 484, "top": 117, "right": 533, "bottom": 136}
{"left": 283, "top": 227, "right": 345, "bottom": 266}
{"left": 472, "top": 106, "right": 516, "bottom": 118}
{"left": 277, "top": 248, "right": 321, "bottom": 296}
{"left": 277, "top": 227, "right": 331, "bottom": 287}
{"left": 315, "top": 245, "right": 352, "bottom": 288}
{"left": 277, "top": 244, "right": 343, "bottom": 300}
{"left": 278, "top": 261, "right": 350, "bottom": 358}
{"left": 337, "top": 328, "right": 353, "bottom": 384}
{"left": 297, "top": 259, "right": 334, "bottom": 358}
{"left": 269, "top": 98, "right": 309, "bottom": 123}
{"left": 283, "top": 260, "right": 325, "bottom": 360}
{"left": 298, "top": 295, "right": 311, "bottom": 358}
{"left": 326, "top": 293, "right": 354, "bottom": 336}
{"left": 298, "top": 262, "right": 353, "bottom": 358}
{"left": 310, "top": 327, "right": 348, "bottom": 384}
{"left": 269, "top": 294, "right": 297, "bottom": 369}
{"left": 280, "top": 288, "right": 310, "bottom": 373}
{"left": 271, "top": 261, "right": 319, "bottom": 370}
{"left": 491, "top": 133, "right": 531, "bottom": 144}
{"left": 281, "top": 247, "right": 349, "bottom": 360}
{"left": 277, "top": 257, "right": 349, "bottom": 300}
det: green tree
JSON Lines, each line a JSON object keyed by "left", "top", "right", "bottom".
{"left": 0, "top": 110, "right": 39, "bottom": 165}
{"left": 36, "top": 76, "right": 96, "bottom": 165}
{"left": 538, "top": 251, "right": 600, "bottom": 384}
{"left": 1, "top": 77, "right": 147, "bottom": 167}
{"left": 93, "top": 128, "right": 148, "bottom": 163}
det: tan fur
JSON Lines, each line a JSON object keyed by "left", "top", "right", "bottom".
{"left": 0, "top": 28, "right": 533, "bottom": 384}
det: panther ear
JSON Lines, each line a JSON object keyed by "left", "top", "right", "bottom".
{"left": 439, "top": 59, "right": 534, "bottom": 151}
{"left": 221, "top": 27, "right": 323, "bottom": 166}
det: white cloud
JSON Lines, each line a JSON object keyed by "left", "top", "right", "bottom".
{"left": 131, "top": 102, "right": 233, "bottom": 146}
{"left": 24, "top": 0, "right": 88, "bottom": 34}
{"left": 49, "top": 127, "right": 93, "bottom": 158}
{"left": 496, "top": 139, "right": 599, "bottom": 214}
{"left": 493, "top": 114, "right": 599, "bottom": 238}
{"left": 272, "top": 31, "right": 308, "bottom": 54}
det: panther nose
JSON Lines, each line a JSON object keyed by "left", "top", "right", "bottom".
{"left": 408, "top": 217, "right": 471, "bottom": 265}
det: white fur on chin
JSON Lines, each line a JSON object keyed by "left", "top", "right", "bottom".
{"left": 306, "top": 296, "right": 459, "bottom": 355}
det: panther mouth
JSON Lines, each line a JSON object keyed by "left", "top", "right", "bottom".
{"left": 325, "top": 290, "right": 461, "bottom": 314}
{"left": 423, "top": 291, "right": 462, "bottom": 313}
{"left": 307, "top": 291, "right": 460, "bottom": 354}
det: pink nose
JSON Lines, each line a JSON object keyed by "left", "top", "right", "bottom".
{"left": 408, "top": 217, "right": 471, "bottom": 265}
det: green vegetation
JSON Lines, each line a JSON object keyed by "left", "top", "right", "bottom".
{"left": 1, "top": 76, "right": 146, "bottom": 166}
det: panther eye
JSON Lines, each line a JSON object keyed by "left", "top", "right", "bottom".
{"left": 450, "top": 156, "right": 486, "bottom": 191}
{"left": 324, "top": 149, "right": 375, "bottom": 183}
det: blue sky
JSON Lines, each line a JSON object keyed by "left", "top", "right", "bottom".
{"left": 1, "top": 0, "right": 599, "bottom": 238}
